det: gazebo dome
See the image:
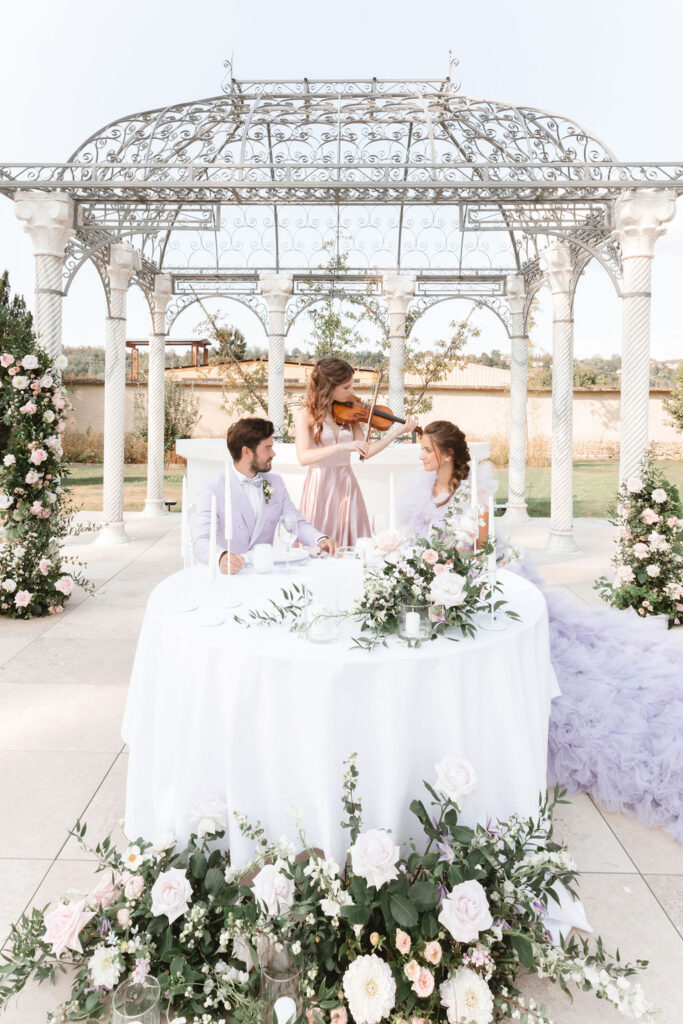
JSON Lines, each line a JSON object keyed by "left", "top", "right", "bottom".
{"left": 68, "top": 78, "right": 617, "bottom": 170}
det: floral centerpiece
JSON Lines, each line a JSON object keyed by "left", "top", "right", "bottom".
{"left": 0, "top": 756, "right": 653, "bottom": 1024}
{"left": 0, "top": 273, "right": 92, "bottom": 618}
{"left": 595, "top": 453, "right": 683, "bottom": 625}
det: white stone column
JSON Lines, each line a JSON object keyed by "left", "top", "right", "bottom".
{"left": 382, "top": 273, "right": 416, "bottom": 418}
{"left": 143, "top": 274, "right": 173, "bottom": 516}
{"left": 541, "top": 241, "right": 578, "bottom": 552}
{"left": 614, "top": 189, "right": 676, "bottom": 484}
{"left": 503, "top": 274, "right": 530, "bottom": 522}
{"left": 98, "top": 244, "right": 141, "bottom": 545}
{"left": 259, "top": 272, "right": 293, "bottom": 439}
{"left": 14, "top": 191, "right": 74, "bottom": 362}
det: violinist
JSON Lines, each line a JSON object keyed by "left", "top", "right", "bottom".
{"left": 294, "top": 356, "right": 418, "bottom": 545}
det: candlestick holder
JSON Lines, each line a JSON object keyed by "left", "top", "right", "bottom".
{"left": 479, "top": 568, "right": 506, "bottom": 631}
{"left": 219, "top": 542, "right": 241, "bottom": 608}
{"left": 197, "top": 572, "right": 225, "bottom": 627}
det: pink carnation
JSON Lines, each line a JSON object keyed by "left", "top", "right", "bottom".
{"left": 14, "top": 590, "right": 32, "bottom": 608}
{"left": 411, "top": 968, "right": 434, "bottom": 998}
{"left": 20, "top": 401, "right": 37, "bottom": 415}
{"left": 43, "top": 899, "right": 94, "bottom": 957}
{"left": 29, "top": 448, "right": 48, "bottom": 465}
{"left": 54, "top": 576, "right": 73, "bottom": 596}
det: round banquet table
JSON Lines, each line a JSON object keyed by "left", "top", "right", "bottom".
{"left": 122, "top": 561, "right": 560, "bottom": 866}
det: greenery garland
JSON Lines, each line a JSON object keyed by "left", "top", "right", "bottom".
{"left": 0, "top": 756, "right": 652, "bottom": 1024}
{"left": 595, "top": 452, "right": 683, "bottom": 625}
{"left": 0, "top": 273, "right": 91, "bottom": 618}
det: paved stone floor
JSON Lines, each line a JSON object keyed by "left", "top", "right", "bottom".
{"left": 1, "top": 513, "right": 682, "bottom": 1022}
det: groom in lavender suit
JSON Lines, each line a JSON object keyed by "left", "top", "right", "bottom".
{"left": 194, "top": 417, "right": 337, "bottom": 573}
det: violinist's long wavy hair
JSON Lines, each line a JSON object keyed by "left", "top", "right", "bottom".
{"left": 305, "top": 356, "right": 355, "bottom": 443}
{"left": 423, "top": 421, "right": 471, "bottom": 507}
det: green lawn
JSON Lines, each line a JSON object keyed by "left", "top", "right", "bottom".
{"left": 64, "top": 460, "right": 683, "bottom": 517}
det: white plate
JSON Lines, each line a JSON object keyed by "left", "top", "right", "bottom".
{"left": 272, "top": 548, "right": 310, "bottom": 564}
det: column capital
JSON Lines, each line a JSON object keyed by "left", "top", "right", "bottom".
{"left": 14, "top": 190, "right": 75, "bottom": 257}
{"left": 382, "top": 273, "right": 416, "bottom": 314}
{"left": 504, "top": 274, "right": 526, "bottom": 316}
{"left": 152, "top": 274, "right": 173, "bottom": 317}
{"left": 540, "top": 241, "right": 574, "bottom": 295}
{"left": 259, "top": 272, "right": 293, "bottom": 311}
{"left": 614, "top": 189, "right": 676, "bottom": 259}
{"left": 107, "top": 243, "right": 141, "bottom": 293}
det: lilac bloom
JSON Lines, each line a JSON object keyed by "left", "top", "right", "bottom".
{"left": 436, "top": 841, "right": 455, "bottom": 864}
{"left": 96, "top": 916, "right": 111, "bottom": 937}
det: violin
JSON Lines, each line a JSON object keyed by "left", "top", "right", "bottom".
{"left": 332, "top": 396, "right": 423, "bottom": 436}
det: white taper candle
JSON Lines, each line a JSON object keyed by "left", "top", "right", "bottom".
{"left": 488, "top": 493, "right": 496, "bottom": 571}
{"left": 180, "top": 476, "right": 189, "bottom": 558}
{"left": 209, "top": 493, "right": 217, "bottom": 580}
{"left": 224, "top": 457, "right": 233, "bottom": 542}
{"left": 389, "top": 472, "right": 396, "bottom": 531}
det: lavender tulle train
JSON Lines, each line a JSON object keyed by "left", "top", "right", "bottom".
{"left": 517, "top": 560, "right": 683, "bottom": 844}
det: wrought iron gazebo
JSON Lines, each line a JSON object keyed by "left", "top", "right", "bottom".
{"left": 1, "top": 61, "right": 680, "bottom": 546}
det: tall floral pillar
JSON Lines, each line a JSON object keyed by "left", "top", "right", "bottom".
{"left": 503, "top": 274, "right": 530, "bottom": 522}
{"left": 382, "top": 273, "right": 416, "bottom": 418}
{"left": 614, "top": 190, "right": 676, "bottom": 484}
{"left": 14, "top": 190, "right": 74, "bottom": 361}
{"left": 143, "top": 274, "right": 173, "bottom": 516}
{"left": 259, "top": 272, "right": 293, "bottom": 439}
{"left": 540, "top": 241, "right": 578, "bottom": 552}
{"left": 98, "top": 244, "right": 141, "bottom": 545}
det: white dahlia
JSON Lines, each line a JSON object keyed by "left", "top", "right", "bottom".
{"left": 439, "top": 967, "right": 494, "bottom": 1024}
{"left": 88, "top": 943, "right": 122, "bottom": 990}
{"left": 343, "top": 954, "right": 396, "bottom": 1024}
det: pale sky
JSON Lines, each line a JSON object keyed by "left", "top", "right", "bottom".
{"left": 1, "top": 0, "right": 681, "bottom": 361}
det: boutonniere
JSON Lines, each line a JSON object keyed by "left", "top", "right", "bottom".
{"left": 262, "top": 479, "right": 273, "bottom": 505}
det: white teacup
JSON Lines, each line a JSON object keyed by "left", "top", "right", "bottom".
{"left": 253, "top": 543, "right": 274, "bottom": 573}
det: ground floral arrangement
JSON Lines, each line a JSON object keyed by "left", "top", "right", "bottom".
{"left": 0, "top": 755, "right": 653, "bottom": 1024}
{"left": 595, "top": 452, "right": 683, "bottom": 625}
{"left": 236, "top": 503, "right": 516, "bottom": 650}
{"left": 0, "top": 273, "right": 91, "bottom": 618}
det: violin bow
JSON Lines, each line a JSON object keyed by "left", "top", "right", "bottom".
{"left": 364, "top": 367, "right": 384, "bottom": 445}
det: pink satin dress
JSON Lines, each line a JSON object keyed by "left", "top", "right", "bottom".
{"left": 299, "top": 421, "right": 371, "bottom": 546}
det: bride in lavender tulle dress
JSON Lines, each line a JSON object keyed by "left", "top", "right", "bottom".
{"left": 399, "top": 420, "right": 683, "bottom": 845}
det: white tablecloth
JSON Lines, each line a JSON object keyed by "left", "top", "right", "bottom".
{"left": 122, "top": 563, "right": 560, "bottom": 866}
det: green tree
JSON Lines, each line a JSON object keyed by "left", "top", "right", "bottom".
{"left": 195, "top": 316, "right": 246, "bottom": 363}
{"left": 133, "top": 380, "right": 200, "bottom": 464}
{"left": 664, "top": 363, "right": 683, "bottom": 433}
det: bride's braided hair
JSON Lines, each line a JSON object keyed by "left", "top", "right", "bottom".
{"left": 306, "top": 356, "right": 355, "bottom": 443}
{"left": 423, "top": 420, "right": 471, "bottom": 507}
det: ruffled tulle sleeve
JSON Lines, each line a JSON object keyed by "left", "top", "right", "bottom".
{"left": 396, "top": 470, "right": 437, "bottom": 538}
{"left": 475, "top": 460, "right": 498, "bottom": 502}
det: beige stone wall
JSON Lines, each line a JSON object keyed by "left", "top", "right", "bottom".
{"left": 64, "top": 379, "right": 683, "bottom": 458}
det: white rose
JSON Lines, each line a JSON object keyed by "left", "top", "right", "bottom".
{"left": 626, "top": 476, "right": 643, "bottom": 494}
{"left": 21, "top": 354, "right": 39, "bottom": 370}
{"left": 646, "top": 564, "right": 660, "bottom": 577}
{"left": 429, "top": 571, "right": 467, "bottom": 608}
{"left": 252, "top": 864, "right": 295, "bottom": 916}
{"left": 438, "top": 880, "right": 493, "bottom": 943}
{"left": 2, "top": 579, "right": 17, "bottom": 592}
{"left": 151, "top": 832, "right": 176, "bottom": 855}
{"left": 11, "top": 375, "right": 28, "bottom": 390}
{"left": 2, "top": 454, "right": 15, "bottom": 467}
{"left": 350, "top": 829, "right": 400, "bottom": 889}
{"left": 55, "top": 354, "right": 69, "bottom": 370}
{"left": 189, "top": 794, "right": 228, "bottom": 836}
{"left": 434, "top": 756, "right": 478, "bottom": 804}
{"left": 0, "top": 493, "right": 13, "bottom": 510}
{"left": 440, "top": 967, "right": 494, "bottom": 1024}
{"left": 376, "top": 529, "right": 404, "bottom": 556}
{"left": 43, "top": 409, "right": 56, "bottom": 423}
{"left": 150, "top": 867, "right": 192, "bottom": 923}
{"left": 651, "top": 488, "right": 667, "bottom": 504}
{"left": 40, "top": 374, "right": 54, "bottom": 388}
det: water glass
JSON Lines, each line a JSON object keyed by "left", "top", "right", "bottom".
{"left": 278, "top": 514, "right": 298, "bottom": 571}
{"left": 253, "top": 542, "right": 274, "bottom": 573}
{"left": 112, "top": 975, "right": 160, "bottom": 1024}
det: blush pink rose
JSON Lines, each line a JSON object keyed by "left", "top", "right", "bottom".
{"left": 14, "top": 590, "right": 32, "bottom": 608}
{"left": 43, "top": 900, "right": 94, "bottom": 956}
{"left": 39, "top": 559, "right": 51, "bottom": 575}
{"left": 421, "top": 549, "right": 438, "bottom": 565}
{"left": 54, "top": 576, "right": 73, "bottom": 596}
{"left": 330, "top": 1009, "right": 348, "bottom": 1024}
{"left": 411, "top": 968, "right": 434, "bottom": 999}
{"left": 641, "top": 508, "right": 659, "bottom": 525}
{"left": 632, "top": 543, "right": 649, "bottom": 559}
{"left": 0, "top": 353, "right": 13, "bottom": 367}
{"left": 20, "top": 401, "right": 37, "bottom": 415}
{"left": 116, "top": 908, "right": 131, "bottom": 928}
{"left": 53, "top": 396, "right": 66, "bottom": 410}
{"left": 30, "top": 448, "right": 48, "bottom": 465}
{"left": 433, "top": 563, "right": 449, "bottom": 575}
{"left": 376, "top": 529, "right": 404, "bottom": 556}
{"left": 124, "top": 874, "right": 144, "bottom": 901}
{"left": 90, "top": 872, "right": 120, "bottom": 909}
{"left": 438, "top": 881, "right": 493, "bottom": 943}
{"left": 404, "top": 959, "right": 420, "bottom": 982}
{"left": 423, "top": 940, "right": 442, "bottom": 965}
{"left": 395, "top": 928, "right": 411, "bottom": 954}
{"left": 668, "top": 517, "right": 680, "bottom": 528}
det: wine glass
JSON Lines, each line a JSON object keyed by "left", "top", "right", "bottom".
{"left": 372, "top": 512, "right": 389, "bottom": 538}
{"left": 278, "top": 513, "right": 298, "bottom": 572}
{"left": 112, "top": 975, "right": 160, "bottom": 1024}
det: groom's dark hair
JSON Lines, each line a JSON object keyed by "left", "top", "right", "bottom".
{"left": 226, "top": 417, "right": 275, "bottom": 461}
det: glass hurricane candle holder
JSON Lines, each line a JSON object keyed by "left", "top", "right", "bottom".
{"left": 112, "top": 975, "right": 160, "bottom": 1024}
{"left": 259, "top": 942, "right": 302, "bottom": 1024}
{"left": 399, "top": 604, "right": 432, "bottom": 641}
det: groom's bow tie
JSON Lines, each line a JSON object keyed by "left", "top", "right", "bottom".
{"left": 243, "top": 476, "right": 263, "bottom": 488}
